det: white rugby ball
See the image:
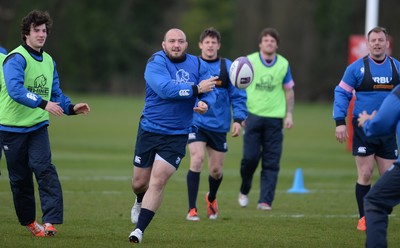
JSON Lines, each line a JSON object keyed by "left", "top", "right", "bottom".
{"left": 229, "top": 56, "right": 254, "bottom": 89}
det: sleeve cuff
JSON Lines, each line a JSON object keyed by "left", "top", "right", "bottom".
{"left": 192, "top": 85, "right": 199, "bottom": 96}
{"left": 335, "top": 119, "right": 346, "bottom": 126}
{"left": 68, "top": 104, "right": 76, "bottom": 115}
{"left": 38, "top": 99, "right": 48, "bottom": 110}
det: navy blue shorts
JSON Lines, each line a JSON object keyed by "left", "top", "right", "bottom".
{"left": 352, "top": 118, "right": 398, "bottom": 159}
{"left": 187, "top": 127, "right": 227, "bottom": 152}
{"left": 133, "top": 126, "right": 188, "bottom": 169}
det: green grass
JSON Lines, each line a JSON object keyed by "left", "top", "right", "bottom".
{"left": 0, "top": 95, "right": 399, "bottom": 247}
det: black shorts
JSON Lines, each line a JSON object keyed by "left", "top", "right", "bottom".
{"left": 133, "top": 126, "right": 188, "bottom": 169}
{"left": 187, "top": 127, "right": 227, "bottom": 152}
{"left": 352, "top": 118, "right": 398, "bottom": 159}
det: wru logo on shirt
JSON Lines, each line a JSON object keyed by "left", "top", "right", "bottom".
{"left": 27, "top": 74, "right": 49, "bottom": 97}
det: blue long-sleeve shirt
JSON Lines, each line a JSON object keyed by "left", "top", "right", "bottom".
{"left": 333, "top": 55, "right": 400, "bottom": 125}
{"left": 193, "top": 57, "right": 247, "bottom": 133}
{"left": 140, "top": 50, "right": 216, "bottom": 135}
{"left": 363, "top": 84, "right": 400, "bottom": 161}
{"left": 363, "top": 84, "right": 400, "bottom": 138}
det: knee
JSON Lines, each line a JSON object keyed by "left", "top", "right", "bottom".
{"left": 364, "top": 194, "right": 376, "bottom": 211}
{"left": 10, "top": 177, "right": 33, "bottom": 190}
{"left": 357, "top": 168, "right": 374, "bottom": 183}
{"left": 34, "top": 163, "right": 56, "bottom": 177}
{"left": 210, "top": 167, "right": 222, "bottom": 179}
{"left": 149, "top": 177, "right": 169, "bottom": 192}
{"left": 132, "top": 177, "right": 148, "bottom": 193}
{"left": 241, "top": 157, "right": 259, "bottom": 168}
{"left": 263, "top": 163, "right": 280, "bottom": 171}
{"left": 365, "top": 193, "right": 392, "bottom": 214}
{"left": 190, "top": 156, "right": 204, "bottom": 172}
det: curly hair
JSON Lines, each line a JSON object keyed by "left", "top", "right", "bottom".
{"left": 20, "top": 10, "right": 53, "bottom": 41}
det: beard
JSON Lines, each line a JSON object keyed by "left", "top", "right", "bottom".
{"left": 164, "top": 48, "right": 187, "bottom": 62}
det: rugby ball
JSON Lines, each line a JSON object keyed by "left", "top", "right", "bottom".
{"left": 229, "top": 56, "right": 254, "bottom": 89}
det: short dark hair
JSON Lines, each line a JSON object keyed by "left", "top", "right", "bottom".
{"left": 199, "top": 27, "right": 221, "bottom": 43}
{"left": 258, "top": 27, "right": 280, "bottom": 45}
{"left": 21, "top": 10, "right": 53, "bottom": 41}
{"left": 367, "top": 26, "right": 388, "bottom": 40}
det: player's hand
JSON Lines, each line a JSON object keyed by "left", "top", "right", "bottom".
{"left": 198, "top": 76, "right": 218, "bottom": 93}
{"left": 335, "top": 125, "right": 348, "bottom": 143}
{"left": 241, "top": 120, "right": 246, "bottom": 128}
{"left": 284, "top": 112, "right": 293, "bottom": 129}
{"left": 231, "top": 122, "right": 242, "bottom": 137}
{"left": 74, "top": 103, "right": 90, "bottom": 115}
{"left": 45, "top": 101, "right": 64, "bottom": 116}
{"left": 357, "top": 110, "right": 376, "bottom": 128}
{"left": 194, "top": 100, "right": 208, "bottom": 114}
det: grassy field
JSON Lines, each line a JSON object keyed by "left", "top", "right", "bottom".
{"left": 0, "top": 94, "right": 399, "bottom": 248}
